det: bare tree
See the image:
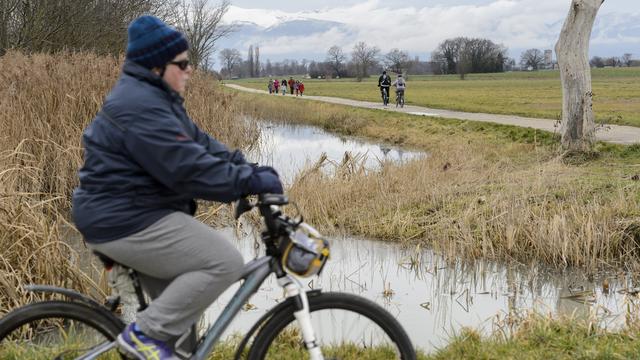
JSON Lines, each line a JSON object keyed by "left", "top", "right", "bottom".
{"left": 218, "top": 48, "right": 241, "bottom": 78}
{"left": 1, "top": 0, "right": 175, "bottom": 55}
{"left": 457, "top": 42, "right": 472, "bottom": 80}
{"left": 0, "top": 0, "right": 20, "bottom": 55}
{"left": 431, "top": 37, "right": 465, "bottom": 74}
{"left": 520, "top": 48, "right": 545, "bottom": 70}
{"left": 589, "top": 56, "right": 605, "bottom": 68}
{"left": 172, "top": 0, "right": 234, "bottom": 69}
{"left": 604, "top": 56, "right": 621, "bottom": 67}
{"left": 622, "top": 53, "right": 633, "bottom": 67}
{"left": 432, "top": 37, "right": 506, "bottom": 76}
{"left": 247, "top": 45, "right": 254, "bottom": 77}
{"left": 351, "top": 41, "right": 380, "bottom": 81}
{"left": 555, "top": 0, "right": 604, "bottom": 152}
{"left": 326, "top": 45, "right": 346, "bottom": 78}
{"left": 384, "top": 48, "right": 410, "bottom": 74}
{"left": 254, "top": 45, "right": 260, "bottom": 77}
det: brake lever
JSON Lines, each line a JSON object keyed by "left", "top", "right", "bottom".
{"left": 234, "top": 198, "right": 253, "bottom": 220}
{"left": 290, "top": 202, "right": 304, "bottom": 226}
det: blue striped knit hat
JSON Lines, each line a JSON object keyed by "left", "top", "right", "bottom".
{"left": 126, "top": 15, "right": 189, "bottom": 69}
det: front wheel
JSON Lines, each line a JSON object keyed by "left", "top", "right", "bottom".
{"left": 0, "top": 301, "right": 125, "bottom": 359}
{"left": 247, "top": 292, "right": 416, "bottom": 360}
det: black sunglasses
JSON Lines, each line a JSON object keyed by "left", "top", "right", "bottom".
{"left": 168, "top": 59, "right": 190, "bottom": 71}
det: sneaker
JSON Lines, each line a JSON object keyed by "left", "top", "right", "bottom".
{"left": 117, "top": 322, "right": 180, "bottom": 360}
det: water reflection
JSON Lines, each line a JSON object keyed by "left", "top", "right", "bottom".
{"left": 246, "top": 121, "right": 422, "bottom": 181}
{"left": 206, "top": 230, "right": 640, "bottom": 351}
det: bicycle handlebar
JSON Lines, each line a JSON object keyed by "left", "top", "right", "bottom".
{"left": 235, "top": 193, "right": 291, "bottom": 238}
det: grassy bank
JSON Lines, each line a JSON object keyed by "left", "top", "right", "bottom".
{"left": 230, "top": 67, "right": 640, "bottom": 127}
{"left": 425, "top": 313, "right": 640, "bottom": 359}
{"left": 0, "top": 51, "right": 255, "bottom": 312}
{"left": 231, "top": 90, "right": 640, "bottom": 270}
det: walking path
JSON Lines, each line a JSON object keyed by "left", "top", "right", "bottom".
{"left": 225, "top": 83, "right": 640, "bottom": 145}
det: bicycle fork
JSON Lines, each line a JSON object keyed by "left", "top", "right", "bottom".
{"left": 278, "top": 277, "right": 324, "bottom": 360}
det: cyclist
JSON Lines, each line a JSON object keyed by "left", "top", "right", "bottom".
{"left": 377, "top": 70, "right": 391, "bottom": 106}
{"left": 72, "top": 15, "right": 283, "bottom": 360}
{"left": 392, "top": 73, "right": 406, "bottom": 105}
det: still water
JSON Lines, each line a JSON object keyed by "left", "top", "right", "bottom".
{"left": 205, "top": 122, "right": 639, "bottom": 351}
{"left": 247, "top": 121, "right": 422, "bottom": 181}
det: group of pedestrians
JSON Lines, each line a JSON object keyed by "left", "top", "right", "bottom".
{"left": 268, "top": 77, "right": 305, "bottom": 96}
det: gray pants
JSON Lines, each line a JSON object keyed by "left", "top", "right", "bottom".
{"left": 89, "top": 212, "right": 244, "bottom": 341}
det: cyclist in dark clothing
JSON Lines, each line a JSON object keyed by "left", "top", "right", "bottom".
{"left": 72, "top": 15, "right": 283, "bottom": 360}
{"left": 377, "top": 70, "right": 392, "bottom": 106}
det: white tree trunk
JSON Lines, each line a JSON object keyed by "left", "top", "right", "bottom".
{"left": 555, "top": 0, "right": 603, "bottom": 151}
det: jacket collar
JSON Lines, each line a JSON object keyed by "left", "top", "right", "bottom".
{"left": 122, "top": 60, "right": 184, "bottom": 103}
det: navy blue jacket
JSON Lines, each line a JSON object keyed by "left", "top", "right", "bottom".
{"left": 72, "top": 61, "right": 253, "bottom": 243}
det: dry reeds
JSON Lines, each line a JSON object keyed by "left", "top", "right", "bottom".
{"left": 287, "top": 140, "right": 640, "bottom": 269}
{"left": 0, "top": 51, "right": 255, "bottom": 311}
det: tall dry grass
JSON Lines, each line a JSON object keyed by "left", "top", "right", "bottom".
{"left": 288, "top": 143, "right": 640, "bottom": 269}
{"left": 0, "top": 51, "right": 255, "bottom": 312}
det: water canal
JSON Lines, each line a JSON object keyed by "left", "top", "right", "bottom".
{"left": 204, "top": 121, "right": 640, "bottom": 351}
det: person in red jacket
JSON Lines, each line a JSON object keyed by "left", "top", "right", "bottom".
{"left": 299, "top": 81, "right": 305, "bottom": 96}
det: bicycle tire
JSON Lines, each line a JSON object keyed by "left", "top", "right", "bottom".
{"left": 247, "top": 292, "right": 416, "bottom": 360}
{"left": 0, "top": 301, "right": 125, "bottom": 359}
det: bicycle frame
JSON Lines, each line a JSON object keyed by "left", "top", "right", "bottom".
{"left": 74, "top": 254, "right": 321, "bottom": 360}
{"left": 381, "top": 87, "right": 389, "bottom": 104}
{"left": 192, "top": 256, "right": 273, "bottom": 359}
{"left": 396, "top": 90, "right": 404, "bottom": 106}
{"left": 73, "top": 195, "right": 326, "bottom": 360}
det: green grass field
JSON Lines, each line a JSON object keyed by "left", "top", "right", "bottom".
{"left": 229, "top": 67, "right": 640, "bottom": 127}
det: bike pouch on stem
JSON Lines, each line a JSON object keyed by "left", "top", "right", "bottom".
{"left": 280, "top": 222, "right": 330, "bottom": 277}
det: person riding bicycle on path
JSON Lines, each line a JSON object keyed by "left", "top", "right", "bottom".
{"left": 392, "top": 73, "right": 406, "bottom": 99}
{"left": 72, "top": 15, "right": 283, "bottom": 360}
{"left": 377, "top": 70, "right": 392, "bottom": 105}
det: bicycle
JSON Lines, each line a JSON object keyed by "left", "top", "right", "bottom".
{"left": 380, "top": 86, "right": 390, "bottom": 106}
{"left": 395, "top": 89, "right": 405, "bottom": 108}
{"left": 0, "top": 194, "right": 416, "bottom": 360}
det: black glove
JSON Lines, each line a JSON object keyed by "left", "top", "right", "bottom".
{"left": 245, "top": 169, "right": 283, "bottom": 195}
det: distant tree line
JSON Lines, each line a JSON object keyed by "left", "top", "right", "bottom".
{"left": 220, "top": 41, "right": 445, "bottom": 80}
{"left": 589, "top": 53, "right": 634, "bottom": 68}
{"left": 0, "top": 0, "right": 234, "bottom": 70}
{"left": 220, "top": 37, "right": 518, "bottom": 80}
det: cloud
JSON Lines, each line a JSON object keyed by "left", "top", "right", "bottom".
{"left": 222, "top": 0, "right": 636, "bottom": 61}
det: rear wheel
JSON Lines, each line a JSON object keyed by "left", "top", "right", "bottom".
{"left": 247, "top": 292, "right": 416, "bottom": 360}
{"left": 0, "top": 301, "right": 125, "bottom": 359}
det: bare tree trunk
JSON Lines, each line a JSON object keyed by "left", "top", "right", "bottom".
{"left": 555, "top": 0, "right": 603, "bottom": 152}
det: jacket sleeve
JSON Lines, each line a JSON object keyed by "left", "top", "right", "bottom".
{"left": 190, "top": 121, "right": 249, "bottom": 165}
{"left": 123, "top": 106, "right": 254, "bottom": 202}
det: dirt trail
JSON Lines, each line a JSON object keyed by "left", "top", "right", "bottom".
{"left": 225, "top": 83, "right": 640, "bottom": 145}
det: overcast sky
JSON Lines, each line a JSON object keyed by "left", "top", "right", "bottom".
{"left": 220, "top": 0, "right": 639, "bottom": 63}
{"left": 228, "top": 0, "right": 637, "bottom": 13}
